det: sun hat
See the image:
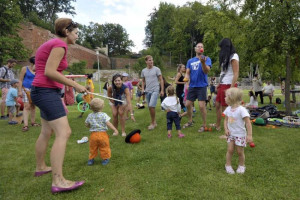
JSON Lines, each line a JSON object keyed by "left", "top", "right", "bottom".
{"left": 122, "top": 72, "right": 129, "bottom": 77}
{"left": 125, "top": 129, "right": 141, "bottom": 143}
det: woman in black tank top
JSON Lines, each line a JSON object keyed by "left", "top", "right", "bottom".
{"left": 175, "top": 64, "right": 186, "bottom": 110}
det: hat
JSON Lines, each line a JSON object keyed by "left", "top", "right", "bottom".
{"left": 254, "top": 118, "right": 266, "bottom": 126}
{"left": 122, "top": 72, "right": 129, "bottom": 77}
{"left": 10, "top": 79, "right": 19, "bottom": 85}
{"left": 125, "top": 129, "right": 141, "bottom": 143}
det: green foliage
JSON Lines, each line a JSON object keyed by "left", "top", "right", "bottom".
{"left": 0, "top": 0, "right": 30, "bottom": 65}
{"left": 27, "top": 12, "right": 53, "bottom": 32}
{"left": 132, "top": 46, "right": 164, "bottom": 73}
{"left": 78, "top": 22, "right": 134, "bottom": 56}
{"left": 67, "top": 60, "right": 87, "bottom": 74}
{"left": 93, "top": 61, "right": 102, "bottom": 70}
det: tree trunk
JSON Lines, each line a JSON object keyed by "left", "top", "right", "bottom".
{"left": 285, "top": 52, "right": 291, "bottom": 115}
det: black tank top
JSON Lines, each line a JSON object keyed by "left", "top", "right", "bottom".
{"left": 176, "top": 74, "right": 184, "bottom": 94}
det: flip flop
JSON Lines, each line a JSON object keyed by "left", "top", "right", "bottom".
{"left": 31, "top": 123, "right": 41, "bottom": 127}
{"left": 22, "top": 126, "right": 29, "bottom": 132}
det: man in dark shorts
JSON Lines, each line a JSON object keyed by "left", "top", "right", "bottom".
{"left": 183, "top": 43, "right": 212, "bottom": 132}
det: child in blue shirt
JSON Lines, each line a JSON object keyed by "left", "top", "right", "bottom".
{"left": 5, "top": 79, "right": 20, "bottom": 125}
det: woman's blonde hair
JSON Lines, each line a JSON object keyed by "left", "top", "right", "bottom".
{"left": 225, "top": 87, "right": 243, "bottom": 106}
{"left": 55, "top": 18, "right": 78, "bottom": 37}
{"left": 90, "top": 98, "right": 104, "bottom": 112}
{"left": 177, "top": 64, "right": 185, "bottom": 72}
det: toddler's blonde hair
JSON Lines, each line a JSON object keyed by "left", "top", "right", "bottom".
{"left": 90, "top": 98, "right": 104, "bottom": 112}
{"left": 225, "top": 87, "right": 243, "bottom": 106}
{"left": 166, "top": 85, "right": 175, "bottom": 96}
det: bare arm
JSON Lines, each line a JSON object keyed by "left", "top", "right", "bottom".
{"left": 106, "top": 121, "right": 118, "bottom": 134}
{"left": 85, "top": 123, "right": 90, "bottom": 128}
{"left": 125, "top": 88, "right": 135, "bottom": 122}
{"left": 18, "top": 67, "right": 27, "bottom": 96}
{"left": 141, "top": 77, "right": 145, "bottom": 94}
{"left": 199, "top": 56, "right": 210, "bottom": 74}
{"left": 159, "top": 75, "right": 164, "bottom": 97}
{"left": 224, "top": 116, "right": 230, "bottom": 136}
{"left": 231, "top": 59, "right": 239, "bottom": 87}
{"left": 44, "top": 47, "right": 87, "bottom": 93}
{"left": 244, "top": 117, "right": 253, "bottom": 143}
{"left": 107, "top": 86, "right": 114, "bottom": 104}
{"left": 184, "top": 68, "right": 190, "bottom": 81}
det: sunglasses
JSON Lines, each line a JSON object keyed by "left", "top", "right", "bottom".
{"left": 66, "top": 21, "right": 78, "bottom": 30}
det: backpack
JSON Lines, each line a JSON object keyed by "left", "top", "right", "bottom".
{"left": 1, "top": 66, "right": 8, "bottom": 78}
{"left": 276, "top": 97, "right": 281, "bottom": 104}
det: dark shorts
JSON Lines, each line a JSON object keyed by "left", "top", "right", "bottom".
{"left": 187, "top": 87, "right": 207, "bottom": 102}
{"left": 31, "top": 86, "right": 66, "bottom": 121}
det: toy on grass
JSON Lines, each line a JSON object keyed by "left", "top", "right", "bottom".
{"left": 77, "top": 136, "right": 88, "bottom": 144}
{"left": 125, "top": 129, "right": 141, "bottom": 143}
{"left": 222, "top": 113, "right": 225, "bottom": 118}
{"left": 249, "top": 142, "right": 255, "bottom": 148}
{"left": 17, "top": 97, "right": 24, "bottom": 111}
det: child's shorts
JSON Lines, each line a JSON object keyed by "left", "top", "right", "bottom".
{"left": 7, "top": 106, "right": 16, "bottom": 114}
{"left": 227, "top": 135, "right": 246, "bottom": 147}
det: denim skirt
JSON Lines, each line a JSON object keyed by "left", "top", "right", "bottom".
{"left": 31, "top": 86, "right": 66, "bottom": 121}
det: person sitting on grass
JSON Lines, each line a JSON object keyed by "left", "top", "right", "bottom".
{"left": 78, "top": 86, "right": 91, "bottom": 118}
{"left": 161, "top": 85, "right": 185, "bottom": 139}
{"left": 245, "top": 91, "right": 258, "bottom": 109}
{"left": 85, "top": 98, "right": 118, "bottom": 166}
{"left": 5, "top": 79, "right": 21, "bottom": 125}
{"left": 223, "top": 87, "right": 253, "bottom": 174}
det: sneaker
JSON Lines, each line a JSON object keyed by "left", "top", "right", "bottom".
{"left": 87, "top": 159, "right": 94, "bottom": 166}
{"left": 0, "top": 116, "right": 8, "bottom": 120}
{"left": 167, "top": 134, "right": 172, "bottom": 138}
{"left": 101, "top": 159, "right": 110, "bottom": 166}
{"left": 193, "top": 107, "right": 196, "bottom": 113}
{"left": 236, "top": 165, "right": 246, "bottom": 174}
{"left": 8, "top": 121, "right": 18, "bottom": 125}
{"left": 122, "top": 132, "right": 126, "bottom": 137}
{"left": 178, "top": 133, "right": 185, "bottom": 138}
{"left": 225, "top": 165, "right": 235, "bottom": 174}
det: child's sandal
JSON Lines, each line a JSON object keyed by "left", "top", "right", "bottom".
{"left": 31, "top": 123, "right": 41, "bottom": 127}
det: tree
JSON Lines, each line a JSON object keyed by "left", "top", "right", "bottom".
{"left": 132, "top": 47, "right": 163, "bottom": 73}
{"left": 0, "top": 0, "right": 30, "bottom": 65}
{"left": 102, "top": 23, "right": 134, "bottom": 56}
{"left": 235, "top": 0, "right": 300, "bottom": 114}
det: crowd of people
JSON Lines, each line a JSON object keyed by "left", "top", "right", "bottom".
{"left": 1, "top": 17, "right": 282, "bottom": 194}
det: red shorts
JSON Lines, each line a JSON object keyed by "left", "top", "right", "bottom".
{"left": 216, "top": 84, "right": 237, "bottom": 106}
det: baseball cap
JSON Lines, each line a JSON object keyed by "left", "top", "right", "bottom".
{"left": 10, "top": 79, "right": 19, "bottom": 85}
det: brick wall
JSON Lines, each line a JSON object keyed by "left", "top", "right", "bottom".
{"left": 18, "top": 22, "right": 110, "bottom": 69}
{"left": 110, "top": 57, "right": 138, "bottom": 69}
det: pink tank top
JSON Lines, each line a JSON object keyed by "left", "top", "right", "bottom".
{"left": 32, "top": 38, "right": 68, "bottom": 89}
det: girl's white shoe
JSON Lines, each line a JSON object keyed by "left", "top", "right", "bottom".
{"left": 236, "top": 165, "right": 246, "bottom": 174}
{"left": 225, "top": 165, "right": 235, "bottom": 174}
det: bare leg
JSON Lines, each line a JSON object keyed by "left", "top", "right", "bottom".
{"left": 0, "top": 100, "right": 5, "bottom": 116}
{"left": 35, "top": 118, "right": 53, "bottom": 172}
{"left": 110, "top": 105, "right": 119, "bottom": 130}
{"left": 236, "top": 146, "right": 245, "bottom": 166}
{"left": 118, "top": 105, "right": 126, "bottom": 134}
{"left": 198, "top": 101, "right": 206, "bottom": 127}
{"left": 226, "top": 141, "right": 235, "bottom": 166}
{"left": 149, "top": 107, "right": 156, "bottom": 125}
{"left": 23, "top": 102, "right": 30, "bottom": 127}
{"left": 186, "top": 100, "right": 193, "bottom": 123}
{"left": 215, "top": 101, "right": 222, "bottom": 129}
{"left": 48, "top": 116, "right": 75, "bottom": 187}
{"left": 30, "top": 104, "right": 36, "bottom": 124}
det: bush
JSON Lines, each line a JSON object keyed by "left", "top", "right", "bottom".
{"left": 93, "top": 61, "right": 102, "bottom": 69}
{"left": 68, "top": 60, "right": 86, "bottom": 74}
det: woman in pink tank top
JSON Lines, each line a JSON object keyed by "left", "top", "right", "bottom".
{"left": 31, "top": 18, "right": 87, "bottom": 194}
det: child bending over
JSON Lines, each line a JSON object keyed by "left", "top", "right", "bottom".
{"left": 161, "top": 86, "right": 185, "bottom": 138}
{"left": 85, "top": 98, "right": 118, "bottom": 166}
{"left": 224, "top": 88, "right": 253, "bottom": 174}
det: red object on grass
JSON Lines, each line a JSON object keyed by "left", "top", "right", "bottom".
{"left": 249, "top": 142, "right": 255, "bottom": 148}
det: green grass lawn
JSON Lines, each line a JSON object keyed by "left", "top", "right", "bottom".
{"left": 0, "top": 87, "right": 299, "bottom": 199}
